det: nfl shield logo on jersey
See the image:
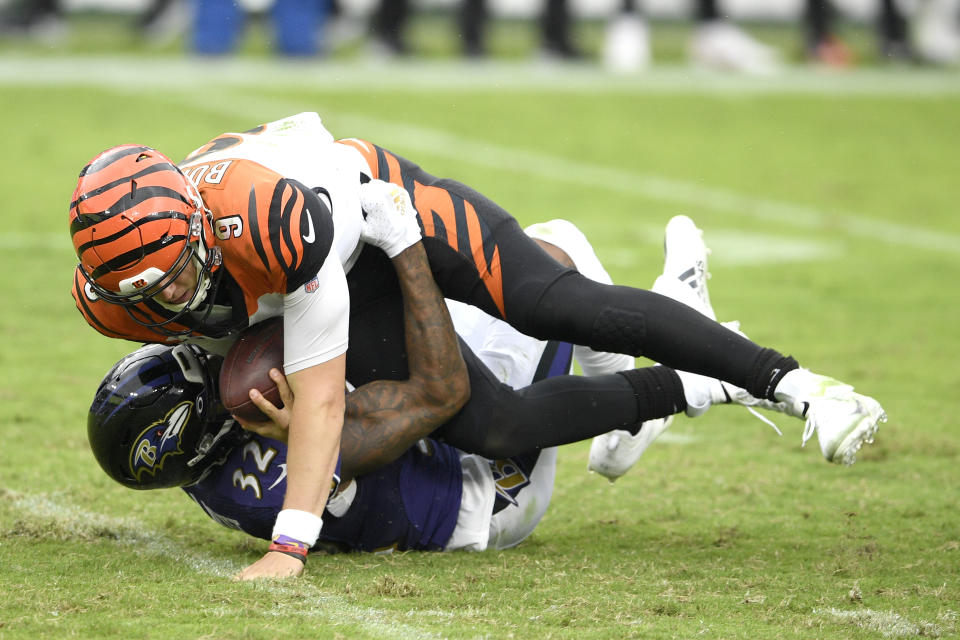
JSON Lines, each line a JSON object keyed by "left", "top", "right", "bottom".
{"left": 305, "top": 276, "right": 320, "bottom": 293}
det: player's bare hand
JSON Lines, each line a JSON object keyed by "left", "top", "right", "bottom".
{"left": 234, "top": 551, "right": 304, "bottom": 581}
{"left": 234, "top": 369, "right": 295, "bottom": 442}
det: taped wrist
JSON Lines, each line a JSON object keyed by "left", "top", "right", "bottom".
{"left": 272, "top": 509, "right": 323, "bottom": 547}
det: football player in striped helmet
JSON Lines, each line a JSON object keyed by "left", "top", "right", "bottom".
{"left": 70, "top": 113, "right": 885, "bottom": 577}
{"left": 85, "top": 218, "right": 727, "bottom": 562}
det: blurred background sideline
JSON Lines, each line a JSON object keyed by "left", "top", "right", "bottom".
{"left": 2, "top": 0, "right": 960, "bottom": 70}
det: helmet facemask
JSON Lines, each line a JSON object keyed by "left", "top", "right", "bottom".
{"left": 81, "top": 213, "right": 224, "bottom": 337}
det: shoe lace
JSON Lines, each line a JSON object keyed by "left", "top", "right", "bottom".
{"left": 720, "top": 381, "right": 784, "bottom": 436}
{"left": 747, "top": 406, "right": 784, "bottom": 437}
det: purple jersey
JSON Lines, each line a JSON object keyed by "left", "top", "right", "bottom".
{"left": 182, "top": 337, "right": 573, "bottom": 553}
{"left": 183, "top": 434, "right": 462, "bottom": 552}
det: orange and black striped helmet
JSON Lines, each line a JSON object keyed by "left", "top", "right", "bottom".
{"left": 69, "top": 145, "right": 219, "bottom": 312}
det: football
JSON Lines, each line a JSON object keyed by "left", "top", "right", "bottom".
{"left": 219, "top": 317, "right": 285, "bottom": 423}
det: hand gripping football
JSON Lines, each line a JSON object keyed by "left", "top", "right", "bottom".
{"left": 220, "top": 317, "right": 284, "bottom": 423}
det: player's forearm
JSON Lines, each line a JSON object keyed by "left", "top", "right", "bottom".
{"left": 277, "top": 355, "right": 346, "bottom": 539}
{"left": 336, "top": 244, "right": 469, "bottom": 478}
{"left": 391, "top": 243, "right": 469, "bottom": 407}
{"left": 341, "top": 380, "right": 446, "bottom": 478}
{"left": 283, "top": 398, "right": 344, "bottom": 516}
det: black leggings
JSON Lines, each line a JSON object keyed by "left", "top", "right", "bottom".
{"left": 434, "top": 344, "right": 687, "bottom": 458}
{"left": 358, "top": 142, "right": 795, "bottom": 401}
{"left": 344, "top": 252, "right": 688, "bottom": 458}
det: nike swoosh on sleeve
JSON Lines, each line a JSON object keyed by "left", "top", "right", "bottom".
{"left": 302, "top": 210, "right": 315, "bottom": 243}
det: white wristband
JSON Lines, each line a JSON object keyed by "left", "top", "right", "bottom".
{"left": 272, "top": 509, "right": 324, "bottom": 547}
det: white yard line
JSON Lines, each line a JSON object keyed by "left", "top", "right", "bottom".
{"left": 7, "top": 491, "right": 442, "bottom": 639}
{"left": 815, "top": 606, "right": 955, "bottom": 638}
{"left": 6, "top": 57, "right": 958, "bottom": 258}
{"left": 333, "top": 112, "right": 960, "bottom": 256}
{"left": 14, "top": 493, "right": 956, "bottom": 638}
{"left": 2, "top": 56, "right": 960, "bottom": 96}
{"left": 155, "top": 88, "right": 960, "bottom": 258}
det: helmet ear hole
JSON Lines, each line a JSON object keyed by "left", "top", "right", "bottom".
{"left": 172, "top": 344, "right": 206, "bottom": 385}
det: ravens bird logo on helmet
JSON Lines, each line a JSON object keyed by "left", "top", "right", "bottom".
{"left": 129, "top": 401, "right": 193, "bottom": 482}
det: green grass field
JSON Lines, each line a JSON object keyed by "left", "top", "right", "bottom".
{"left": 1, "top": 25, "right": 959, "bottom": 639}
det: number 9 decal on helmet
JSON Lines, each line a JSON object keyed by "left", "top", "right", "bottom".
{"left": 69, "top": 145, "right": 223, "bottom": 335}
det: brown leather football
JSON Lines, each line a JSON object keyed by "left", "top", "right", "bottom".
{"left": 219, "top": 317, "right": 284, "bottom": 423}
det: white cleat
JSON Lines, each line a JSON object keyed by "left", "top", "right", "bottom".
{"left": 588, "top": 214, "right": 717, "bottom": 481}
{"left": 588, "top": 416, "right": 673, "bottom": 482}
{"left": 671, "top": 337, "right": 885, "bottom": 466}
{"left": 773, "top": 369, "right": 886, "bottom": 466}
{"left": 652, "top": 214, "right": 715, "bottom": 320}
{"left": 673, "top": 353, "right": 886, "bottom": 466}
{"left": 637, "top": 215, "right": 884, "bottom": 466}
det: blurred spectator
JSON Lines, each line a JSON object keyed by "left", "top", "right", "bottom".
{"left": 805, "top": 0, "right": 960, "bottom": 67}
{"left": 0, "top": 0, "right": 66, "bottom": 42}
{"left": 804, "top": 0, "right": 912, "bottom": 66}
{"left": 370, "top": 0, "right": 409, "bottom": 55}
{"left": 803, "top": 0, "right": 854, "bottom": 66}
{"left": 458, "top": 0, "right": 581, "bottom": 58}
{"left": 134, "top": 0, "right": 189, "bottom": 45}
{"left": 604, "top": 0, "right": 779, "bottom": 74}
{"left": 190, "top": 0, "right": 331, "bottom": 56}
{"left": 371, "top": 0, "right": 581, "bottom": 59}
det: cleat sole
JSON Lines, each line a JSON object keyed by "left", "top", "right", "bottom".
{"left": 829, "top": 400, "right": 887, "bottom": 466}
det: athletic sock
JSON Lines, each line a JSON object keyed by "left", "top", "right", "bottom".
{"left": 744, "top": 348, "right": 799, "bottom": 401}
{"left": 617, "top": 366, "right": 687, "bottom": 433}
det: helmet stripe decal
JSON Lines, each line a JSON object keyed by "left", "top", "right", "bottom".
{"left": 71, "top": 185, "right": 192, "bottom": 233}
{"left": 74, "top": 269, "right": 123, "bottom": 337}
{"left": 79, "top": 145, "right": 152, "bottom": 177}
{"left": 88, "top": 233, "right": 188, "bottom": 281}
{"left": 73, "top": 210, "right": 189, "bottom": 254}
{"left": 71, "top": 162, "right": 188, "bottom": 213}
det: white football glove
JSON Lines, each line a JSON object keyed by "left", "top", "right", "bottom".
{"left": 358, "top": 179, "right": 422, "bottom": 258}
